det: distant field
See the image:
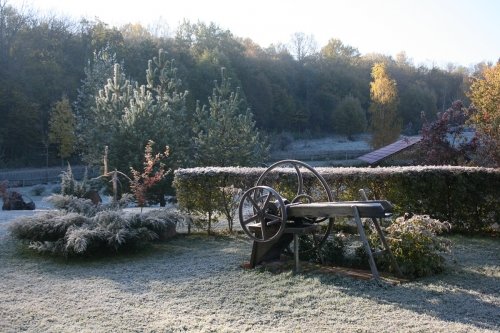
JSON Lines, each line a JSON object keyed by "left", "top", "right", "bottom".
{"left": 0, "top": 166, "right": 98, "bottom": 187}
{"left": 270, "top": 135, "right": 371, "bottom": 166}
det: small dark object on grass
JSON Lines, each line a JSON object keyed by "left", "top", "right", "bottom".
{"left": 83, "top": 190, "right": 102, "bottom": 205}
{"left": 2, "top": 191, "right": 35, "bottom": 210}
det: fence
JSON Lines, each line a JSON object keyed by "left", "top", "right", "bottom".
{"left": 0, "top": 166, "right": 99, "bottom": 187}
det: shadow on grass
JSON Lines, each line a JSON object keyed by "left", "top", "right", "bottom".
{"left": 2, "top": 231, "right": 498, "bottom": 331}
{"left": 310, "top": 235, "right": 500, "bottom": 331}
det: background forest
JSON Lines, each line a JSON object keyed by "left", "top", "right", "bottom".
{"left": 0, "top": 1, "right": 493, "bottom": 170}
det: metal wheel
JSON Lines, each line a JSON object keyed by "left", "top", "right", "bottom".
{"left": 256, "top": 160, "right": 335, "bottom": 246}
{"left": 238, "top": 186, "right": 287, "bottom": 243}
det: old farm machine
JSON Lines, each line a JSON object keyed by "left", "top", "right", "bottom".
{"left": 238, "top": 160, "right": 401, "bottom": 278}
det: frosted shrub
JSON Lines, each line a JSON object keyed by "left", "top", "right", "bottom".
{"left": 47, "top": 194, "right": 98, "bottom": 217}
{"left": 372, "top": 214, "right": 452, "bottom": 278}
{"left": 129, "top": 209, "right": 180, "bottom": 240}
{"left": 9, "top": 211, "right": 89, "bottom": 242}
{"left": 174, "top": 165, "right": 499, "bottom": 234}
{"left": 322, "top": 232, "right": 347, "bottom": 265}
{"left": 9, "top": 208, "right": 180, "bottom": 257}
{"left": 217, "top": 185, "right": 242, "bottom": 233}
{"left": 46, "top": 193, "right": 133, "bottom": 217}
{"left": 30, "top": 184, "right": 46, "bottom": 196}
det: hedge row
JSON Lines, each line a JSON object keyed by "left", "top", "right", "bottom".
{"left": 173, "top": 165, "right": 500, "bottom": 234}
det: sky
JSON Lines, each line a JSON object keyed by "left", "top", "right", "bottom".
{"left": 8, "top": 0, "right": 500, "bottom": 68}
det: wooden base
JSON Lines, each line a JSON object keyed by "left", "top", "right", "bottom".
{"left": 249, "top": 223, "right": 320, "bottom": 271}
{"left": 250, "top": 259, "right": 408, "bottom": 285}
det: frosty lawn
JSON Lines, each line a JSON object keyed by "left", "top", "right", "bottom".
{"left": 1, "top": 210, "right": 499, "bottom": 332}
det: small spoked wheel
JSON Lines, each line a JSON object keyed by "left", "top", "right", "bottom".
{"left": 238, "top": 186, "right": 287, "bottom": 243}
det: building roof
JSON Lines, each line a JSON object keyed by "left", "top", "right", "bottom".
{"left": 357, "top": 136, "right": 422, "bottom": 165}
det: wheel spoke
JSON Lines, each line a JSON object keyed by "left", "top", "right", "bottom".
{"left": 266, "top": 218, "right": 282, "bottom": 226}
{"left": 262, "top": 192, "right": 273, "bottom": 210}
{"left": 242, "top": 215, "right": 258, "bottom": 225}
{"left": 264, "top": 213, "right": 280, "bottom": 221}
{"left": 247, "top": 195, "right": 262, "bottom": 211}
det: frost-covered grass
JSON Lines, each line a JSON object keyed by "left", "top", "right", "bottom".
{"left": 0, "top": 202, "right": 499, "bottom": 333}
{"left": 270, "top": 134, "right": 371, "bottom": 166}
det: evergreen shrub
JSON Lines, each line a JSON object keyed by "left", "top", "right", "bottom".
{"left": 9, "top": 197, "right": 180, "bottom": 257}
{"left": 47, "top": 194, "right": 133, "bottom": 217}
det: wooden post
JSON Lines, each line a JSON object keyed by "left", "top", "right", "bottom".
{"left": 353, "top": 205, "right": 380, "bottom": 279}
{"left": 294, "top": 233, "right": 300, "bottom": 274}
{"left": 103, "top": 146, "right": 109, "bottom": 176}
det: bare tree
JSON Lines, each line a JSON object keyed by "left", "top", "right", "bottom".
{"left": 288, "top": 32, "right": 317, "bottom": 62}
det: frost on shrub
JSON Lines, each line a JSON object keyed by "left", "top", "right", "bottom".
{"left": 372, "top": 214, "right": 451, "bottom": 278}
{"left": 130, "top": 209, "right": 179, "bottom": 240}
{"left": 9, "top": 208, "right": 180, "bottom": 257}
{"left": 46, "top": 194, "right": 133, "bottom": 217}
{"left": 30, "top": 184, "right": 46, "bottom": 196}
{"left": 47, "top": 194, "right": 98, "bottom": 217}
{"left": 9, "top": 211, "right": 89, "bottom": 241}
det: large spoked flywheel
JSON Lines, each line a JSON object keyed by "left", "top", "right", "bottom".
{"left": 256, "top": 160, "right": 335, "bottom": 247}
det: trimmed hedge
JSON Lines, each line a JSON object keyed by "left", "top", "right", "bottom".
{"left": 173, "top": 165, "right": 499, "bottom": 234}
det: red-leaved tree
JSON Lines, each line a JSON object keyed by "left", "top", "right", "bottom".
{"left": 418, "top": 100, "right": 478, "bottom": 165}
{"left": 130, "top": 141, "right": 170, "bottom": 210}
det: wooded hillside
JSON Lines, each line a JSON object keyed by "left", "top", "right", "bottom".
{"left": 0, "top": 1, "right": 484, "bottom": 167}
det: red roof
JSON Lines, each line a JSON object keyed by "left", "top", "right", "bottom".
{"left": 358, "top": 136, "right": 422, "bottom": 164}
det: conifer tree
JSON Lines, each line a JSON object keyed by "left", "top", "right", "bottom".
{"left": 48, "top": 97, "right": 75, "bottom": 164}
{"left": 74, "top": 48, "right": 124, "bottom": 165}
{"left": 145, "top": 49, "right": 192, "bottom": 168}
{"left": 194, "top": 68, "right": 268, "bottom": 167}
{"left": 75, "top": 48, "right": 192, "bottom": 186}
{"left": 116, "top": 49, "right": 192, "bottom": 170}
{"left": 91, "top": 63, "right": 134, "bottom": 168}
{"left": 369, "top": 62, "right": 401, "bottom": 148}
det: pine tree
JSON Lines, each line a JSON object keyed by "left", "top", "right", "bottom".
{"left": 91, "top": 63, "right": 135, "bottom": 169}
{"left": 74, "top": 47, "right": 123, "bottom": 165}
{"left": 48, "top": 97, "right": 75, "bottom": 164}
{"left": 116, "top": 49, "right": 192, "bottom": 170}
{"left": 193, "top": 68, "right": 268, "bottom": 167}
{"left": 145, "top": 49, "right": 192, "bottom": 168}
{"left": 369, "top": 62, "right": 401, "bottom": 148}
